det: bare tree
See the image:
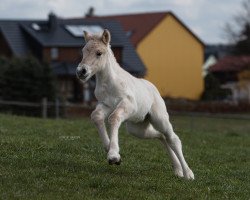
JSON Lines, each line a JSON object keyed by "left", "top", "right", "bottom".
{"left": 225, "top": 0, "right": 250, "bottom": 54}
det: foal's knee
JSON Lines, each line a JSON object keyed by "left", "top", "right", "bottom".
{"left": 91, "top": 110, "right": 105, "bottom": 125}
{"left": 108, "top": 113, "right": 121, "bottom": 126}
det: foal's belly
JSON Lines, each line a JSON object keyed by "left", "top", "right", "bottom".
{"left": 127, "top": 83, "right": 154, "bottom": 123}
{"left": 131, "top": 104, "right": 151, "bottom": 123}
{"left": 127, "top": 111, "right": 148, "bottom": 123}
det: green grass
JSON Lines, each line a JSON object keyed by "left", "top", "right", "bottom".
{"left": 0, "top": 114, "right": 249, "bottom": 200}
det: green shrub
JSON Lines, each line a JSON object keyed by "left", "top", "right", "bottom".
{"left": 0, "top": 56, "right": 56, "bottom": 102}
{"left": 201, "top": 73, "right": 231, "bottom": 101}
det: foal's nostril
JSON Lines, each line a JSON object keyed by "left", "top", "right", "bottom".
{"left": 80, "top": 68, "right": 87, "bottom": 76}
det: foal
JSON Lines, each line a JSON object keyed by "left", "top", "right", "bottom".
{"left": 76, "top": 29, "right": 194, "bottom": 180}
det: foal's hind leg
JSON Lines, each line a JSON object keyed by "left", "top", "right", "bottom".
{"left": 126, "top": 121, "right": 183, "bottom": 177}
{"left": 160, "top": 138, "right": 184, "bottom": 177}
{"left": 149, "top": 103, "right": 194, "bottom": 180}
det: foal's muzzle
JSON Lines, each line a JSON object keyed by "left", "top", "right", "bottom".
{"left": 76, "top": 65, "right": 88, "bottom": 80}
{"left": 77, "top": 68, "right": 87, "bottom": 78}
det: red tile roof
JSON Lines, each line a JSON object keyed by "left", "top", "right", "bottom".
{"left": 209, "top": 55, "right": 250, "bottom": 72}
{"left": 87, "top": 12, "right": 204, "bottom": 47}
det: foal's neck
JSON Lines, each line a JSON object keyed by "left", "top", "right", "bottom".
{"left": 96, "top": 48, "right": 120, "bottom": 86}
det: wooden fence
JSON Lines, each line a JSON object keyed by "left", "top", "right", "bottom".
{"left": 0, "top": 98, "right": 250, "bottom": 120}
{"left": 0, "top": 98, "right": 94, "bottom": 119}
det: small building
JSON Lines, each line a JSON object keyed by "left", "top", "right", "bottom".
{"left": 203, "top": 44, "right": 234, "bottom": 76}
{"left": 209, "top": 55, "right": 250, "bottom": 103}
{"left": 88, "top": 12, "right": 205, "bottom": 100}
{"left": 0, "top": 13, "right": 145, "bottom": 102}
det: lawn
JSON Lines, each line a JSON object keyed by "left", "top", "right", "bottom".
{"left": 0, "top": 114, "right": 249, "bottom": 199}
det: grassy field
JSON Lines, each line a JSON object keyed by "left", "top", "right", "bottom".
{"left": 0, "top": 114, "right": 249, "bottom": 200}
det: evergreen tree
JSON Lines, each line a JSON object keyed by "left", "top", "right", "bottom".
{"left": 201, "top": 73, "right": 231, "bottom": 101}
{"left": 0, "top": 56, "right": 56, "bottom": 102}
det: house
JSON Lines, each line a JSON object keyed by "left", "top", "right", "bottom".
{"left": 0, "top": 13, "right": 145, "bottom": 102}
{"left": 87, "top": 12, "right": 204, "bottom": 100}
{"left": 209, "top": 55, "right": 250, "bottom": 103}
{"left": 203, "top": 44, "right": 234, "bottom": 76}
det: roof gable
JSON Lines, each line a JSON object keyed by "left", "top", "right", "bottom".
{"left": 87, "top": 12, "right": 167, "bottom": 46}
{"left": 87, "top": 12, "right": 204, "bottom": 47}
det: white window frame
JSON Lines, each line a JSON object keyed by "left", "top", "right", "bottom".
{"left": 51, "top": 48, "right": 59, "bottom": 60}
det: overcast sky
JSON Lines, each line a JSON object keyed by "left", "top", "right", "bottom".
{"left": 0, "top": 0, "right": 243, "bottom": 44}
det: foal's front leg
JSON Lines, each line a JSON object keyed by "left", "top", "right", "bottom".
{"left": 107, "top": 99, "right": 134, "bottom": 165}
{"left": 91, "top": 104, "right": 111, "bottom": 152}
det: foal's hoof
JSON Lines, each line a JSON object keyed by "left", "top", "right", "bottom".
{"left": 183, "top": 168, "right": 195, "bottom": 180}
{"left": 107, "top": 151, "right": 121, "bottom": 165}
{"left": 108, "top": 158, "right": 121, "bottom": 165}
{"left": 174, "top": 168, "right": 184, "bottom": 178}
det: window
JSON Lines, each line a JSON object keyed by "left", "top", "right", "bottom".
{"left": 51, "top": 48, "right": 58, "bottom": 60}
{"left": 65, "top": 25, "right": 103, "bottom": 37}
{"left": 59, "top": 79, "right": 74, "bottom": 101}
{"left": 31, "top": 23, "right": 41, "bottom": 31}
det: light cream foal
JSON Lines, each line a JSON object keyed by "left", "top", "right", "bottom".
{"left": 76, "top": 29, "right": 194, "bottom": 180}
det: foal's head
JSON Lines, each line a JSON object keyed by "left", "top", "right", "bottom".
{"left": 76, "top": 29, "right": 111, "bottom": 82}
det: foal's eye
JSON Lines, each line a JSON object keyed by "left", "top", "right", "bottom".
{"left": 96, "top": 51, "right": 102, "bottom": 57}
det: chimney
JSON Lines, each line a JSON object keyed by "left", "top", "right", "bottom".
{"left": 48, "top": 12, "right": 57, "bottom": 31}
{"left": 85, "top": 7, "right": 95, "bottom": 18}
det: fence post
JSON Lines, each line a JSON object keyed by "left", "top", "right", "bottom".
{"left": 42, "top": 97, "right": 47, "bottom": 119}
{"left": 55, "top": 98, "right": 59, "bottom": 119}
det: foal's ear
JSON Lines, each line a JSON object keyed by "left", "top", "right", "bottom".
{"left": 101, "top": 29, "right": 111, "bottom": 45}
{"left": 83, "top": 31, "right": 90, "bottom": 42}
